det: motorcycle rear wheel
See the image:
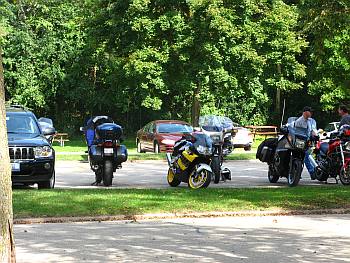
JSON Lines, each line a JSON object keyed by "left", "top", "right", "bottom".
{"left": 339, "top": 166, "right": 350, "bottom": 186}
{"left": 188, "top": 169, "right": 211, "bottom": 189}
{"left": 167, "top": 168, "right": 181, "bottom": 187}
{"left": 103, "top": 160, "right": 113, "bottom": 186}
{"left": 315, "top": 167, "right": 328, "bottom": 182}
{"left": 268, "top": 165, "right": 279, "bottom": 183}
{"left": 288, "top": 159, "right": 302, "bottom": 187}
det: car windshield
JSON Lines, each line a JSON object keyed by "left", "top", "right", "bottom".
{"left": 6, "top": 115, "right": 40, "bottom": 135}
{"left": 157, "top": 123, "right": 193, "bottom": 134}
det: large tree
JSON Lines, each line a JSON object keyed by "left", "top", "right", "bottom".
{"left": 0, "top": 26, "right": 16, "bottom": 262}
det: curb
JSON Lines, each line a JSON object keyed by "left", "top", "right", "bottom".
{"left": 14, "top": 208, "right": 350, "bottom": 225}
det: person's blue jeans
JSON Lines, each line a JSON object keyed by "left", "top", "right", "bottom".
{"left": 304, "top": 151, "right": 316, "bottom": 179}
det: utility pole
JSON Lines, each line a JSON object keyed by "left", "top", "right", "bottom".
{"left": 276, "top": 63, "right": 282, "bottom": 114}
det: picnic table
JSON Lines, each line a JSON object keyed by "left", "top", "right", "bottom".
{"left": 245, "top": 125, "right": 278, "bottom": 141}
{"left": 53, "top": 133, "right": 69, "bottom": 147}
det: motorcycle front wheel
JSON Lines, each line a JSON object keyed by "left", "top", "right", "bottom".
{"left": 103, "top": 160, "right": 113, "bottom": 186}
{"left": 288, "top": 159, "right": 302, "bottom": 187}
{"left": 339, "top": 166, "right": 350, "bottom": 185}
{"left": 167, "top": 168, "right": 181, "bottom": 187}
{"left": 268, "top": 165, "right": 279, "bottom": 183}
{"left": 188, "top": 169, "right": 211, "bottom": 189}
{"left": 211, "top": 156, "right": 221, "bottom": 184}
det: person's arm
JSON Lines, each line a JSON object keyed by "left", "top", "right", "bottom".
{"left": 310, "top": 119, "right": 318, "bottom": 137}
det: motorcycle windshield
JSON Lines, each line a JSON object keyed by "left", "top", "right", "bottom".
{"left": 199, "top": 115, "right": 234, "bottom": 132}
{"left": 192, "top": 133, "right": 213, "bottom": 149}
{"left": 287, "top": 117, "right": 309, "bottom": 140}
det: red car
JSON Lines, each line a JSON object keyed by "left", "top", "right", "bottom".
{"left": 136, "top": 120, "right": 193, "bottom": 153}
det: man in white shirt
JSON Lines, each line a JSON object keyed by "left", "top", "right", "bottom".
{"left": 295, "top": 106, "right": 318, "bottom": 179}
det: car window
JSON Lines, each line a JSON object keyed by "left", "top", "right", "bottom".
{"left": 6, "top": 115, "right": 40, "bottom": 134}
{"left": 143, "top": 122, "right": 154, "bottom": 133}
{"left": 324, "top": 124, "right": 335, "bottom": 132}
{"left": 157, "top": 123, "right": 193, "bottom": 134}
{"left": 149, "top": 123, "right": 155, "bottom": 133}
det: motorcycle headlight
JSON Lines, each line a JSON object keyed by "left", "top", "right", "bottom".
{"left": 196, "top": 145, "right": 212, "bottom": 155}
{"left": 345, "top": 142, "right": 350, "bottom": 151}
{"left": 35, "top": 146, "right": 53, "bottom": 158}
{"left": 295, "top": 138, "right": 306, "bottom": 149}
{"left": 210, "top": 135, "right": 221, "bottom": 143}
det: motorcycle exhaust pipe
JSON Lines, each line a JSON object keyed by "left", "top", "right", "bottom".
{"left": 166, "top": 153, "right": 172, "bottom": 167}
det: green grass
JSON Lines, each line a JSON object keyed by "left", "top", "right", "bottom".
{"left": 13, "top": 187, "right": 350, "bottom": 219}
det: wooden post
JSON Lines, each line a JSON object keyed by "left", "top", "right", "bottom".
{"left": 0, "top": 51, "right": 16, "bottom": 262}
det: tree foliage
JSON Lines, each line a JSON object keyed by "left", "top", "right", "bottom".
{"left": 1, "top": 0, "right": 348, "bottom": 132}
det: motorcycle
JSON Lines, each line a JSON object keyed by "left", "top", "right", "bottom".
{"left": 199, "top": 115, "right": 233, "bottom": 183}
{"left": 313, "top": 125, "right": 350, "bottom": 185}
{"left": 81, "top": 116, "right": 128, "bottom": 186}
{"left": 165, "top": 132, "right": 213, "bottom": 189}
{"left": 258, "top": 117, "right": 316, "bottom": 187}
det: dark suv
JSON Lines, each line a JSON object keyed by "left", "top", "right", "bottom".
{"left": 6, "top": 106, "right": 56, "bottom": 189}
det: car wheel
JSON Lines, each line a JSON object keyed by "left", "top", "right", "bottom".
{"left": 38, "top": 170, "right": 55, "bottom": 189}
{"left": 137, "top": 140, "right": 144, "bottom": 153}
{"left": 154, "top": 142, "right": 160, "bottom": 154}
{"left": 244, "top": 145, "right": 252, "bottom": 151}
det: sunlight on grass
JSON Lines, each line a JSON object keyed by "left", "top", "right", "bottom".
{"left": 13, "top": 187, "right": 350, "bottom": 219}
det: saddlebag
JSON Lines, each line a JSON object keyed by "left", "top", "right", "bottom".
{"left": 256, "top": 138, "right": 278, "bottom": 163}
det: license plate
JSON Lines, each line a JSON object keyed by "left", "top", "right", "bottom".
{"left": 12, "top": 163, "right": 20, "bottom": 172}
{"left": 104, "top": 148, "right": 114, "bottom": 154}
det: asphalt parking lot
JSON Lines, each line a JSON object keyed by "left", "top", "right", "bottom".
{"left": 54, "top": 160, "right": 332, "bottom": 189}
{"left": 15, "top": 214, "right": 350, "bottom": 263}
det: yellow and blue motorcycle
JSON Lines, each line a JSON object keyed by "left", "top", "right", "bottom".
{"left": 166, "top": 133, "right": 213, "bottom": 189}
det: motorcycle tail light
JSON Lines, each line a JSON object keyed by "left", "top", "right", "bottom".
{"left": 103, "top": 141, "right": 114, "bottom": 147}
{"left": 344, "top": 130, "right": 350, "bottom": 136}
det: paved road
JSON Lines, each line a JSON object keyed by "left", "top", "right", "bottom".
{"left": 15, "top": 214, "right": 350, "bottom": 263}
{"left": 55, "top": 160, "right": 332, "bottom": 189}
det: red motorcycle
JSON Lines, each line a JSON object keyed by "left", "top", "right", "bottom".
{"left": 314, "top": 125, "right": 350, "bottom": 185}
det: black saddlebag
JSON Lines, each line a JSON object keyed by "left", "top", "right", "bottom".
{"left": 256, "top": 138, "right": 278, "bottom": 163}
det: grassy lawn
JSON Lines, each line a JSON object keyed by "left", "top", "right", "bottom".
{"left": 54, "top": 135, "right": 265, "bottom": 161}
{"left": 13, "top": 187, "right": 350, "bottom": 219}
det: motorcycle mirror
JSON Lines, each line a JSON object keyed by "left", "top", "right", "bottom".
{"left": 80, "top": 127, "right": 85, "bottom": 132}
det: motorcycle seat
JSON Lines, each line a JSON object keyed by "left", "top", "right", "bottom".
{"left": 320, "top": 142, "right": 329, "bottom": 154}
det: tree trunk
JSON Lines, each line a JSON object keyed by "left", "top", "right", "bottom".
{"left": 0, "top": 51, "right": 16, "bottom": 263}
{"left": 275, "top": 64, "right": 282, "bottom": 114}
{"left": 191, "top": 81, "right": 201, "bottom": 127}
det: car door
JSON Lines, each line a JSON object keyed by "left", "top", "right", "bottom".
{"left": 147, "top": 122, "right": 156, "bottom": 149}
{"left": 140, "top": 123, "right": 151, "bottom": 150}
{"left": 145, "top": 122, "right": 156, "bottom": 150}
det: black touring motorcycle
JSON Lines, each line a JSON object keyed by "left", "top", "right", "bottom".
{"left": 257, "top": 117, "right": 317, "bottom": 187}
{"left": 81, "top": 116, "right": 128, "bottom": 186}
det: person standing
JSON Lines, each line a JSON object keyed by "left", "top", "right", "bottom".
{"left": 338, "top": 105, "right": 350, "bottom": 127}
{"left": 294, "top": 106, "right": 318, "bottom": 180}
